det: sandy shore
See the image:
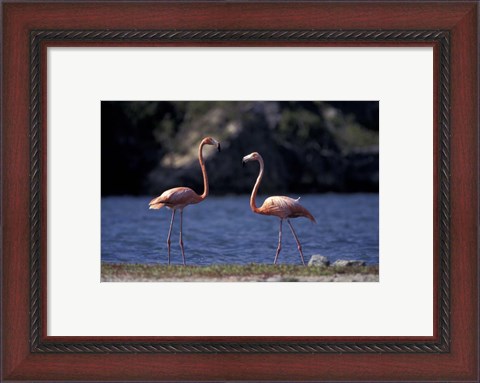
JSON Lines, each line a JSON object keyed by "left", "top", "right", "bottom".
{"left": 103, "top": 274, "right": 378, "bottom": 282}
{"left": 101, "top": 263, "right": 379, "bottom": 282}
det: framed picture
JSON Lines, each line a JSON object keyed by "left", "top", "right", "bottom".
{"left": 2, "top": 1, "right": 478, "bottom": 381}
{"left": 100, "top": 99, "right": 380, "bottom": 282}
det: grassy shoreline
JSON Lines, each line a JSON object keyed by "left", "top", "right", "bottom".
{"left": 101, "top": 263, "right": 379, "bottom": 282}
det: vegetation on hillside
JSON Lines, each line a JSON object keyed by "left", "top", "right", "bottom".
{"left": 101, "top": 101, "right": 379, "bottom": 196}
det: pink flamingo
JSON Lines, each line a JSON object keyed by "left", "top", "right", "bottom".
{"left": 242, "top": 152, "right": 316, "bottom": 266}
{"left": 149, "top": 137, "right": 221, "bottom": 265}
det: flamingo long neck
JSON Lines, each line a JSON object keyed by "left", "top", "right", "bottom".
{"left": 250, "top": 157, "right": 264, "bottom": 213}
{"left": 199, "top": 140, "right": 209, "bottom": 200}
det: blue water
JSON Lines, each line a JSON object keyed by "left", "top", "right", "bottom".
{"left": 101, "top": 194, "right": 378, "bottom": 266}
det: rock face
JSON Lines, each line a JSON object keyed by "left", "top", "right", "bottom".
{"left": 307, "top": 256, "right": 368, "bottom": 268}
{"left": 101, "top": 101, "right": 379, "bottom": 196}
{"left": 332, "top": 260, "right": 367, "bottom": 267}
{"left": 308, "top": 255, "right": 330, "bottom": 267}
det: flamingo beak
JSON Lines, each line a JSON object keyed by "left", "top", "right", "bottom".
{"left": 217, "top": 143, "right": 221, "bottom": 152}
{"left": 242, "top": 160, "right": 246, "bottom": 167}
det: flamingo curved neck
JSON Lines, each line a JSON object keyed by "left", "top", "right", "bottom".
{"left": 250, "top": 157, "right": 264, "bottom": 213}
{"left": 199, "top": 141, "right": 209, "bottom": 200}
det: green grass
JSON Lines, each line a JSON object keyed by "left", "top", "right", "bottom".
{"left": 101, "top": 263, "right": 379, "bottom": 280}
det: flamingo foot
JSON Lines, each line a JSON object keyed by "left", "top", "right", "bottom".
{"left": 287, "top": 219, "right": 306, "bottom": 266}
{"left": 179, "top": 239, "right": 186, "bottom": 266}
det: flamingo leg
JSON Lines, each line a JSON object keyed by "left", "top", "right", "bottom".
{"left": 166, "top": 210, "right": 176, "bottom": 265}
{"left": 179, "top": 209, "right": 186, "bottom": 266}
{"left": 287, "top": 219, "right": 306, "bottom": 266}
{"left": 273, "top": 219, "right": 283, "bottom": 264}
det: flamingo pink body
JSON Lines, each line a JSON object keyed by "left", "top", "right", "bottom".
{"left": 149, "top": 186, "right": 203, "bottom": 210}
{"left": 243, "top": 152, "right": 316, "bottom": 265}
{"left": 149, "top": 137, "right": 220, "bottom": 265}
{"left": 256, "top": 196, "right": 316, "bottom": 222}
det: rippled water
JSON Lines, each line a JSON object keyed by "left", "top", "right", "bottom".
{"left": 101, "top": 194, "right": 378, "bottom": 266}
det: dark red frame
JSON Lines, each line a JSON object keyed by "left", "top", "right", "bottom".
{"left": 2, "top": 1, "right": 478, "bottom": 381}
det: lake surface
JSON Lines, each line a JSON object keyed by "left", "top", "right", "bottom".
{"left": 101, "top": 194, "right": 379, "bottom": 266}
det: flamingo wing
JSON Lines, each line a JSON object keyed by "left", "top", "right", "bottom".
{"left": 259, "top": 196, "right": 316, "bottom": 222}
{"left": 149, "top": 187, "right": 201, "bottom": 210}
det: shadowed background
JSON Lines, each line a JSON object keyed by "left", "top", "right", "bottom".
{"left": 101, "top": 101, "right": 378, "bottom": 196}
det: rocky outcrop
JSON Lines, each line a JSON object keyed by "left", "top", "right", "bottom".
{"left": 101, "top": 101, "right": 379, "bottom": 196}
{"left": 332, "top": 260, "right": 367, "bottom": 267}
{"left": 307, "top": 255, "right": 330, "bottom": 267}
{"left": 308, "top": 256, "right": 367, "bottom": 268}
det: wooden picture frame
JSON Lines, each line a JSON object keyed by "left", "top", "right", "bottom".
{"left": 2, "top": 1, "right": 478, "bottom": 381}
